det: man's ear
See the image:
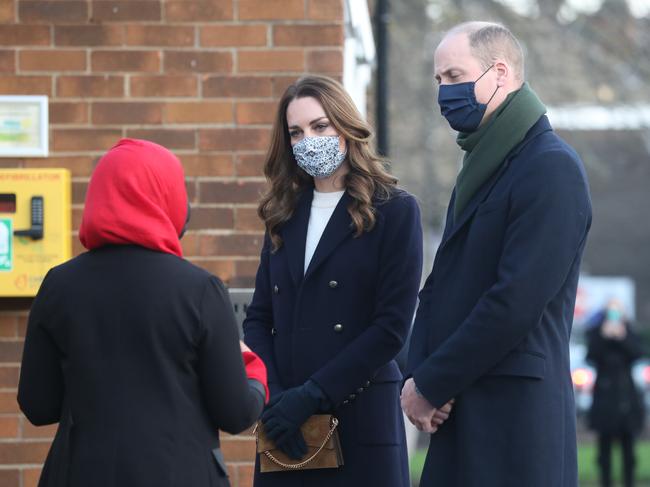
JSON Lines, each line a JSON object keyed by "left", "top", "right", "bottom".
{"left": 494, "top": 61, "right": 509, "bottom": 87}
{"left": 180, "top": 201, "right": 191, "bottom": 239}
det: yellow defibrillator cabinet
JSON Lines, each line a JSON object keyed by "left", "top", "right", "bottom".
{"left": 0, "top": 169, "right": 71, "bottom": 297}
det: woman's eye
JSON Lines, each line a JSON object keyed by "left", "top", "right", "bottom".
{"left": 315, "top": 123, "right": 328, "bottom": 131}
{"left": 289, "top": 130, "right": 300, "bottom": 138}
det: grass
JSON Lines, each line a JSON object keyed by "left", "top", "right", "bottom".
{"left": 409, "top": 441, "right": 650, "bottom": 486}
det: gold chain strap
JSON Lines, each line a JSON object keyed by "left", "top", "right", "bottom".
{"left": 255, "top": 417, "right": 339, "bottom": 470}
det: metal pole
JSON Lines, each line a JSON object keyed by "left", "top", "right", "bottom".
{"left": 375, "top": 0, "right": 389, "bottom": 157}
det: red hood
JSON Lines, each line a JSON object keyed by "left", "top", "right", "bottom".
{"left": 79, "top": 138, "right": 187, "bottom": 257}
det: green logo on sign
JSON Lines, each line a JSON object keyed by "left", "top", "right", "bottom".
{"left": 0, "top": 218, "right": 12, "bottom": 272}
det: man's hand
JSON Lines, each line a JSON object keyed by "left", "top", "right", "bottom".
{"left": 401, "top": 378, "right": 439, "bottom": 433}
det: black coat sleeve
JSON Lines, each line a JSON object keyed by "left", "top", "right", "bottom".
{"left": 18, "top": 271, "right": 65, "bottom": 426}
{"left": 197, "top": 276, "right": 264, "bottom": 434}
{"left": 413, "top": 149, "right": 592, "bottom": 408}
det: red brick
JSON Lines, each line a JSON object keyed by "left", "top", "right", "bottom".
{"left": 130, "top": 75, "right": 197, "bottom": 97}
{"left": 53, "top": 129, "right": 122, "bottom": 151}
{"left": 22, "top": 469, "right": 41, "bottom": 487}
{"left": 235, "top": 207, "right": 263, "bottom": 231}
{"left": 221, "top": 436, "right": 258, "bottom": 460}
{"left": 0, "top": 25, "right": 50, "bottom": 46}
{"left": 187, "top": 207, "right": 234, "bottom": 230}
{"left": 186, "top": 259, "right": 235, "bottom": 282}
{"left": 0, "top": 366, "right": 19, "bottom": 388}
{"left": 50, "top": 101, "right": 88, "bottom": 124}
{"left": 165, "top": 0, "right": 232, "bottom": 21}
{"left": 273, "top": 25, "right": 343, "bottom": 46}
{"left": 0, "top": 315, "right": 18, "bottom": 337}
{"left": 0, "top": 416, "right": 19, "bottom": 438}
{"left": 164, "top": 101, "right": 232, "bottom": 124}
{"left": 0, "top": 470, "right": 19, "bottom": 487}
{"left": 0, "top": 392, "right": 20, "bottom": 413}
{"left": 198, "top": 234, "right": 262, "bottom": 258}
{"left": 57, "top": 75, "right": 124, "bottom": 98}
{"left": 126, "top": 25, "right": 194, "bottom": 46}
{"left": 0, "top": 342, "right": 25, "bottom": 362}
{"left": 307, "top": 0, "right": 343, "bottom": 20}
{"left": 72, "top": 180, "right": 87, "bottom": 204}
{"left": 238, "top": 50, "right": 304, "bottom": 73}
{"left": 92, "top": 102, "right": 163, "bottom": 125}
{"left": 0, "top": 441, "right": 50, "bottom": 464}
{"left": 164, "top": 50, "right": 232, "bottom": 74}
{"left": 200, "top": 25, "right": 267, "bottom": 47}
{"left": 0, "top": 2, "right": 16, "bottom": 23}
{"left": 272, "top": 75, "right": 299, "bottom": 96}
{"left": 92, "top": 1, "right": 161, "bottom": 21}
{"left": 203, "top": 76, "right": 272, "bottom": 98}
{"left": 235, "top": 153, "right": 265, "bottom": 177}
{"left": 198, "top": 181, "right": 265, "bottom": 204}
{"left": 186, "top": 179, "right": 197, "bottom": 203}
{"left": 54, "top": 25, "right": 124, "bottom": 46}
{"left": 179, "top": 154, "right": 234, "bottom": 177}
{"left": 92, "top": 50, "right": 160, "bottom": 73}
{"left": 0, "top": 50, "right": 15, "bottom": 73}
{"left": 0, "top": 76, "right": 52, "bottom": 96}
{"left": 23, "top": 156, "right": 94, "bottom": 177}
{"left": 19, "top": 1, "right": 88, "bottom": 22}
{"left": 235, "top": 101, "right": 276, "bottom": 125}
{"left": 19, "top": 49, "right": 86, "bottom": 72}
{"left": 307, "top": 49, "right": 343, "bottom": 73}
{"left": 16, "top": 316, "right": 28, "bottom": 338}
{"left": 239, "top": 0, "right": 304, "bottom": 20}
{"left": 126, "top": 129, "right": 195, "bottom": 149}
{"left": 180, "top": 232, "right": 198, "bottom": 255}
{"left": 199, "top": 128, "right": 270, "bottom": 151}
{"left": 22, "top": 420, "right": 57, "bottom": 438}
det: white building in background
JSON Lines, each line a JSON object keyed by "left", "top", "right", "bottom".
{"left": 343, "top": 0, "right": 375, "bottom": 118}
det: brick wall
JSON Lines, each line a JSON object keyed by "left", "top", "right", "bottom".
{"left": 0, "top": 1, "right": 345, "bottom": 485}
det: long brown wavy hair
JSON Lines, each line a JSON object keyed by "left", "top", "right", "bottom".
{"left": 258, "top": 75, "right": 398, "bottom": 251}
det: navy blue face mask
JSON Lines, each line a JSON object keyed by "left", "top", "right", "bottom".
{"left": 437, "top": 65, "right": 499, "bottom": 133}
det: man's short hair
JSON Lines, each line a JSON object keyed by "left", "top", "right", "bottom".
{"left": 449, "top": 22, "right": 525, "bottom": 81}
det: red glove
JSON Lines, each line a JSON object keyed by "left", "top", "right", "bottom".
{"left": 242, "top": 350, "right": 269, "bottom": 404}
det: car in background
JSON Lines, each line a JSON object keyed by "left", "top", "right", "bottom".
{"left": 570, "top": 342, "right": 650, "bottom": 418}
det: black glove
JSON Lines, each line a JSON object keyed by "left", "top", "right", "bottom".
{"left": 261, "top": 381, "right": 327, "bottom": 459}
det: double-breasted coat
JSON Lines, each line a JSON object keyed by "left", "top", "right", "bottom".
{"left": 407, "top": 116, "right": 592, "bottom": 487}
{"left": 244, "top": 188, "right": 423, "bottom": 487}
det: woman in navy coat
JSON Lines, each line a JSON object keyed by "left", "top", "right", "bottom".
{"left": 243, "top": 75, "right": 423, "bottom": 487}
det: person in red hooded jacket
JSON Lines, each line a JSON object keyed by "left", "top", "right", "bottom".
{"left": 18, "top": 138, "right": 268, "bottom": 487}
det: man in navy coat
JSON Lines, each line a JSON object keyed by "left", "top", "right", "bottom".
{"left": 402, "top": 22, "right": 592, "bottom": 487}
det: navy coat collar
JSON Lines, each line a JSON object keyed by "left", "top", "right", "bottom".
{"left": 440, "top": 115, "right": 553, "bottom": 251}
{"left": 280, "top": 187, "right": 354, "bottom": 285}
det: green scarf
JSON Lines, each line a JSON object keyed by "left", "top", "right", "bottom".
{"left": 454, "top": 82, "right": 546, "bottom": 219}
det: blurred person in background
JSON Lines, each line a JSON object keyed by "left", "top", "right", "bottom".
{"left": 587, "top": 299, "right": 646, "bottom": 487}
{"left": 18, "top": 139, "right": 268, "bottom": 487}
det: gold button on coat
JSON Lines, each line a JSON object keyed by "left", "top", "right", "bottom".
{"left": 329, "top": 280, "right": 338, "bottom": 288}
{"left": 273, "top": 285, "right": 279, "bottom": 294}
{"left": 333, "top": 323, "right": 343, "bottom": 333}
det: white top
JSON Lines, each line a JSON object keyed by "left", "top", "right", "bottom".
{"left": 304, "top": 190, "right": 345, "bottom": 274}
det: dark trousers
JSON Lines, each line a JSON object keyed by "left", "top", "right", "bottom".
{"left": 597, "top": 432, "right": 636, "bottom": 487}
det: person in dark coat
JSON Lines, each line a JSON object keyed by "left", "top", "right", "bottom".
{"left": 243, "top": 75, "right": 427, "bottom": 487}
{"left": 402, "top": 22, "right": 592, "bottom": 487}
{"left": 17, "top": 138, "right": 268, "bottom": 487}
{"left": 587, "top": 301, "right": 646, "bottom": 487}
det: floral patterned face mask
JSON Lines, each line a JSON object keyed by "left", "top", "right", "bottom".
{"left": 292, "top": 136, "right": 347, "bottom": 179}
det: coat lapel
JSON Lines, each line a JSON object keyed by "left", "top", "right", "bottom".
{"left": 439, "top": 115, "right": 553, "bottom": 251}
{"left": 280, "top": 188, "right": 313, "bottom": 286}
{"left": 304, "top": 191, "right": 354, "bottom": 280}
